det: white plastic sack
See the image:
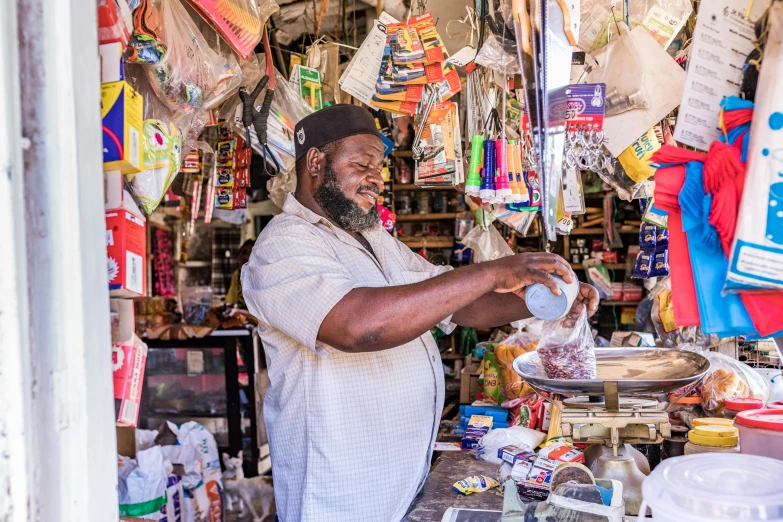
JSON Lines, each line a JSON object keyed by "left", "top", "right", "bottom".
{"left": 475, "top": 426, "right": 546, "bottom": 464}
{"left": 136, "top": 428, "right": 160, "bottom": 452}
{"left": 118, "top": 446, "right": 168, "bottom": 519}
{"left": 173, "top": 421, "right": 223, "bottom": 522}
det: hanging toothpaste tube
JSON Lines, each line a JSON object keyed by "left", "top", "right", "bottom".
{"left": 466, "top": 135, "right": 484, "bottom": 197}
{"left": 494, "top": 139, "right": 512, "bottom": 201}
{"left": 480, "top": 139, "right": 496, "bottom": 202}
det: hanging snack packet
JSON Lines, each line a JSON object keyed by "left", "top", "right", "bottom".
{"left": 650, "top": 244, "right": 670, "bottom": 277}
{"left": 618, "top": 128, "right": 661, "bottom": 183}
{"left": 536, "top": 310, "right": 597, "bottom": 380}
{"left": 639, "top": 223, "right": 657, "bottom": 250}
{"left": 633, "top": 250, "right": 652, "bottom": 279}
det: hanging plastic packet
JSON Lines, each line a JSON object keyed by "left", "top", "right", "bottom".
{"left": 586, "top": 21, "right": 649, "bottom": 117}
{"left": 650, "top": 244, "right": 670, "bottom": 277}
{"left": 618, "top": 127, "right": 661, "bottom": 183}
{"left": 125, "top": 0, "right": 227, "bottom": 117}
{"left": 536, "top": 310, "right": 597, "bottom": 380}
{"left": 639, "top": 223, "right": 657, "bottom": 250}
{"left": 633, "top": 251, "right": 652, "bottom": 279}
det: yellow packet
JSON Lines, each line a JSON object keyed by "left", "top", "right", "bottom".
{"left": 451, "top": 475, "right": 499, "bottom": 495}
{"left": 618, "top": 128, "right": 660, "bottom": 183}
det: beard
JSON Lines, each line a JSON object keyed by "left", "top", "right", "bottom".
{"left": 314, "top": 163, "right": 380, "bottom": 233}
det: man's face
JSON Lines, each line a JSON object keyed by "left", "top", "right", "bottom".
{"left": 313, "top": 134, "right": 385, "bottom": 233}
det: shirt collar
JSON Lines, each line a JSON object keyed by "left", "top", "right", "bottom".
{"left": 282, "top": 192, "right": 327, "bottom": 225}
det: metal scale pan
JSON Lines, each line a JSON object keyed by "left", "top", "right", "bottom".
{"left": 512, "top": 348, "right": 710, "bottom": 398}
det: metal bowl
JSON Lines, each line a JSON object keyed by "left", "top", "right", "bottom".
{"left": 512, "top": 348, "right": 711, "bottom": 396}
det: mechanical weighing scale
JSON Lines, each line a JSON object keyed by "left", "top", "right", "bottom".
{"left": 502, "top": 348, "right": 710, "bottom": 518}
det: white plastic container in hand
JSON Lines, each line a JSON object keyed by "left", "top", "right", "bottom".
{"left": 640, "top": 454, "right": 783, "bottom": 521}
{"left": 525, "top": 273, "right": 580, "bottom": 321}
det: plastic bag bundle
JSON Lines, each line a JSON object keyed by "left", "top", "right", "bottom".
{"left": 536, "top": 310, "right": 597, "bottom": 380}
{"left": 126, "top": 0, "right": 228, "bottom": 115}
{"left": 184, "top": 0, "right": 279, "bottom": 59}
{"left": 461, "top": 224, "right": 514, "bottom": 262}
{"left": 586, "top": 22, "right": 649, "bottom": 117}
{"left": 690, "top": 349, "right": 770, "bottom": 417}
{"left": 118, "top": 446, "right": 168, "bottom": 519}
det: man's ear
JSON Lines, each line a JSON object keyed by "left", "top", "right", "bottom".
{"left": 305, "top": 147, "right": 326, "bottom": 178}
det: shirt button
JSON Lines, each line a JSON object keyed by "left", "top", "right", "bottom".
{"left": 431, "top": 355, "right": 435, "bottom": 362}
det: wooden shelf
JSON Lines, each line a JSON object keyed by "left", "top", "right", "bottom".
{"left": 396, "top": 212, "right": 458, "bottom": 222}
{"left": 392, "top": 149, "right": 413, "bottom": 157}
{"left": 569, "top": 226, "right": 638, "bottom": 235}
{"left": 571, "top": 262, "right": 626, "bottom": 270}
{"left": 398, "top": 236, "right": 454, "bottom": 249}
{"left": 392, "top": 184, "right": 455, "bottom": 191}
{"left": 601, "top": 300, "right": 642, "bottom": 306}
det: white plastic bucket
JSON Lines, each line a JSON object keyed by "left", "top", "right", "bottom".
{"left": 640, "top": 454, "right": 783, "bottom": 521}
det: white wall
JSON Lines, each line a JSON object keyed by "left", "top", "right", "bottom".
{"left": 0, "top": 0, "right": 119, "bottom": 520}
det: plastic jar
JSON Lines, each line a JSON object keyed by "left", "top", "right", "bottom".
{"left": 724, "top": 397, "right": 764, "bottom": 419}
{"left": 684, "top": 425, "right": 739, "bottom": 455}
{"left": 736, "top": 409, "right": 783, "bottom": 461}
{"left": 767, "top": 401, "right": 783, "bottom": 410}
{"left": 640, "top": 453, "right": 783, "bottom": 521}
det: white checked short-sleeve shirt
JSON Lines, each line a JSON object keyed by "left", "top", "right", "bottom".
{"left": 241, "top": 193, "right": 456, "bottom": 522}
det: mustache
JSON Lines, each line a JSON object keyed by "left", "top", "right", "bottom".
{"left": 358, "top": 184, "right": 380, "bottom": 196}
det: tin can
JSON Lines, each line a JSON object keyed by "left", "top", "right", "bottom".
{"left": 525, "top": 273, "right": 580, "bottom": 321}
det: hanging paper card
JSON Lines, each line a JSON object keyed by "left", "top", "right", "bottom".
{"left": 673, "top": 0, "right": 769, "bottom": 151}
{"left": 565, "top": 83, "right": 605, "bottom": 131}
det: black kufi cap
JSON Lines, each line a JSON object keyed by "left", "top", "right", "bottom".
{"left": 294, "top": 104, "right": 380, "bottom": 160}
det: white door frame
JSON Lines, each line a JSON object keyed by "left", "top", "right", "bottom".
{"left": 1, "top": 0, "right": 119, "bottom": 520}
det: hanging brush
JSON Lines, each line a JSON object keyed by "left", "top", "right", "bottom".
{"left": 184, "top": 0, "right": 266, "bottom": 59}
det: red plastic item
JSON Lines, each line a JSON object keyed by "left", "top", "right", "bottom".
{"left": 735, "top": 409, "right": 783, "bottom": 430}
{"left": 768, "top": 401, "right": 783, "bottom": 410}
{"left": 652, "top": 146, "right": 706, "bottom": 326}
{"left": 724, "top": 397, "right": 764, "bottom": 412}
{"left": 97, "top": 0, "right": 131, "bottom": 46}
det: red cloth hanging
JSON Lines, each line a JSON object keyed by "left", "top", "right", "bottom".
{"left": 652, "top": 145, "right": 706, "bottom": 326}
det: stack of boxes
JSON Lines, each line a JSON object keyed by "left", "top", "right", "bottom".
{"left": 100, "top": 0, "right": 147, "bottom": 428}
{"left": 214, "top": 124, "right": 251, "bottom": 210}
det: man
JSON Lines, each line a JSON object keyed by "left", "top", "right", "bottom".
{"left": 242, "top": 105, "right": 598, "bottom": 522}
{"left": 225, "top": 239, "right": 255, "bottom": 309}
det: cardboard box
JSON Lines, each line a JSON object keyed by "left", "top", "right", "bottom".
{"left": 116, "top": 426, "right": 136, "bottom": 458}
{"left": 106, "top": 208, "right": 146, "bottom": 297}
{"left": 113, "top": 334, "right": 148, "bottom": 427}
{"left": 498, "top": 445, "right": 537, "bottom": 466}
{"left": 461, "top": 415, "right": 493, "bottom": 450}
{"left": 459, "top": 361, "right": 480, "bottom": 404}
{"left": 110, "top": 298, "right": 135, "bottom": 346}
{"left": 538, "top": 443, "right": 585, "bottom": 463}
{"left": 610, "top": 331, "right": 656, "bottom": 347}
{"left": 102, "top": 81, "right": 142, "bottom": 174}
{"left": 526, "top": 456, "right": 558, "bottom": 486}
{"left": 100, "top": 42, "right": 125, "bottom": 83}
{"left": 104, "top": 170, "right": 142, "bottom": 213}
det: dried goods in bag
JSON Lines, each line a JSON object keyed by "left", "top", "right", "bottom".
{"left": 536, "top": 310, "right": 597, "bottom": 380}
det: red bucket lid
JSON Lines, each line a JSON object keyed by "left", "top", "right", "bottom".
{"left": 736, "top": 409, "right": 783, "bottom": 431}
{"left": 767, "top": 401, "right": 783, "bottom": 410}
{"left": 724, "top": 397, "right": 764, "bottom": 412}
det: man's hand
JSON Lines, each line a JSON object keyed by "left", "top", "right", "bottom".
{"left": 564, "top": 282, "right": 600, "bottom": 326}
{"left": 493, "top": 252, "right": 575, "bottom": 297}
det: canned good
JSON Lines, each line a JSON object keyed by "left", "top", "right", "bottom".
{"left": 396, "top": 192, "right": 412, "bottom": 215}
{"left": 455, "top": 218, "right": 474, "bottom": 240}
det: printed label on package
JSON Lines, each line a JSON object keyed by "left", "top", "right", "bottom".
{"left": 564, "top": 83, "right": 605, "bottom": 131}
